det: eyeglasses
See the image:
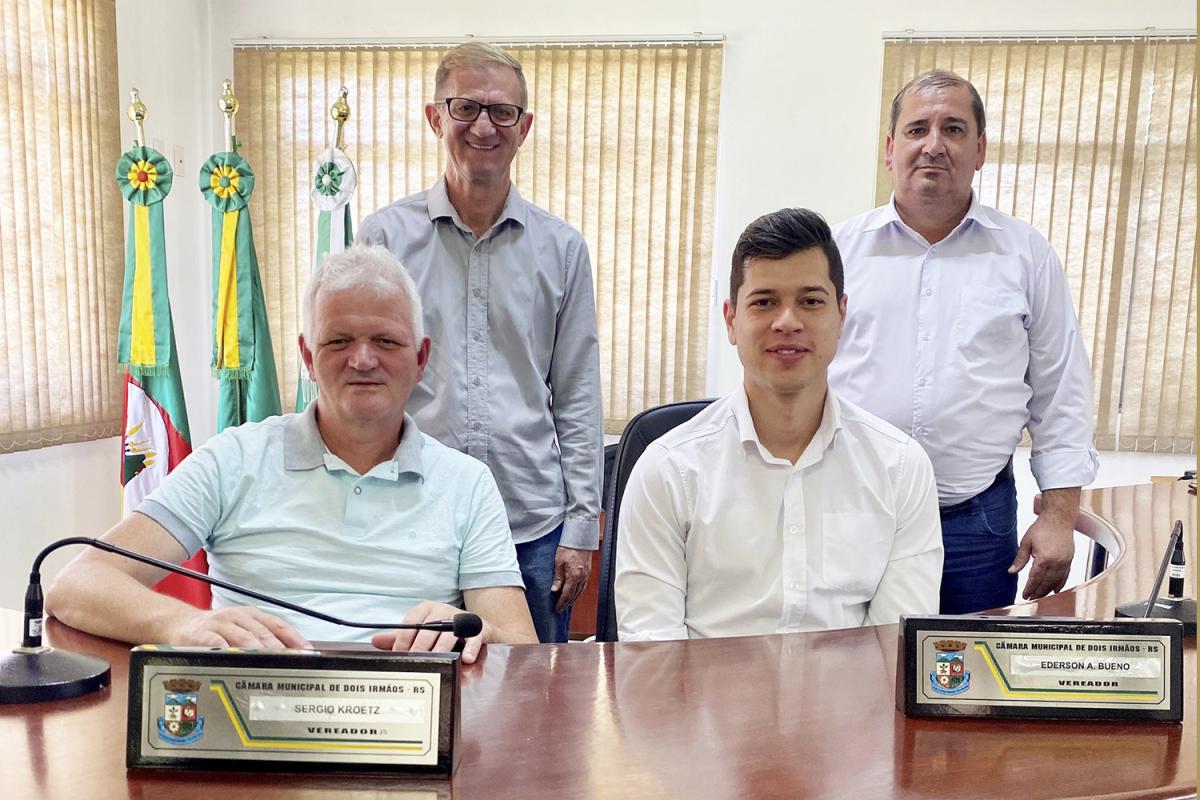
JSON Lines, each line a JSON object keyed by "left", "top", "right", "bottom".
{"left": 442, "top": 97, "right": 525, "bottom": 128}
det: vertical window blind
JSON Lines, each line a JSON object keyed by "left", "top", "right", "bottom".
{"left": 234, "top": 40, "right": 724, "bottom": 433}
{"left": 0, "top": 0, "right": 123, "bottom": 452}
{"left": 877, "top": 36, "right": 1196, "bottom": 453}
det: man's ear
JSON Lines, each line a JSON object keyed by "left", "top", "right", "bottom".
{"left": 416, "top": 337, "right": 431, "bottom": 374}
{"left": 884, "top": 134, "right": 895, "bottom": 172}
{"left": 516, "top": 110, "right": 534, "bottom": 146}
{"left": 723, "top": 298, "right": 737, "bottom": 346}
{"left": 975, "top": 131, "right": 987, "bottom": 171}
{"left": 299, "top": 334, "right": 314, "bottom": 372}
{"left": 425, "top": 102, "right": 443, "bottom": 138}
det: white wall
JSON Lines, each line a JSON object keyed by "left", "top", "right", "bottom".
{"left": 0, "top": 0, "right": 1193, "bottom": 609}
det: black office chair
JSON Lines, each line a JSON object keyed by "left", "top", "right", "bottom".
{"left": 595, "top": 399, "right": 713, "bottom": 641}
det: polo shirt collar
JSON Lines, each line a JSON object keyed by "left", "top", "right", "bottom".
{"left": 731, "top": 386, "right": 843, "bottom": 467}
{"left": 283, "top": 402, "right": 426, "bottom": 479}
{"left": 427, "top": 175, "right": 528, "bottom": 233}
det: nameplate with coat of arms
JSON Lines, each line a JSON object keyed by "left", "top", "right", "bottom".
{"left": 896, "top": 615, "right": 1183, "bottom": 722}
{"left": 127, "top": 645, "right": 459, "bottom": 776}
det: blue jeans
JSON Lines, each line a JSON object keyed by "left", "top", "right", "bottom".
{"left": 938, "top": 462, "right": 1019, "bottom": 614}
{"left": 515, "top": 522, "right": 571, "bottom": 643}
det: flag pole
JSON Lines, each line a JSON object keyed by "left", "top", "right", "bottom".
{"left": 219, "top": 79, "right": 239, "bottom": 153}
{"left": 332, "top": 86, "right": 350, "bottom": 150}
{"left": 126, "top": 88, "right": 147, "bottom": 148}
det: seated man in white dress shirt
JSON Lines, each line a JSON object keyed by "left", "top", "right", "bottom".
{"left": 615, "top": 208, "right": 943, "bottom": 641}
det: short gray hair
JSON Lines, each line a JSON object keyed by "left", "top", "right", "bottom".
{"left": 435, "top": 42, "right": 528, "bottom": 108}
{"left": 302, "top": 245, "right": 424, "bottom": 344}
{"left": 889, "top": 70, "right": 986, "bottom": 136}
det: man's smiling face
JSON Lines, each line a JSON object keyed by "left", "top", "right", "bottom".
{"left": 426, "top": 63, "right": 533, "bottom": 187}
{"left": 724, "top": 248, "right": 847, "bottom": 401}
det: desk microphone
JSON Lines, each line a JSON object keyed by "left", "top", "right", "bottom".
{"left": 1114, "top": 520, "right": 1196, "bottom": 634}
{"left": 0, "top": 536, "right": 484, "bottom": 704}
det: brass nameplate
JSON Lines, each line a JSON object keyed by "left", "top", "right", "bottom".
{"left": 127, "top": 645, "right": 459, "bottom": 775}
{"left": 896, "top": 616, "right": 1183, "bottom": 721}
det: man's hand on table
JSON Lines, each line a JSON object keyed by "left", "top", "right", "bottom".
{"left": 372, "top": 600, "right": 490, "bottom": 664}
{"left": 171, "top": 606, "right": 312, "bottom": 649}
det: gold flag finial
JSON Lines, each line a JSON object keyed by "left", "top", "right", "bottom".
{"left": 126, "top": 88, "right": 148, "bottom": 147}
{"left": 331, "top": 87, "right": 350, "bottom": 150}
{"left": 219, "top": 79, "right": 239, "bottom": 152}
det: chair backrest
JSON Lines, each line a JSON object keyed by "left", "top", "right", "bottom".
{"left": 595, "top": 399, "right": 713, "bottom": 641}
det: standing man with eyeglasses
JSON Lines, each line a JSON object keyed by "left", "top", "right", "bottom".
{"left": 358, "top": 42, "right": 603, "bottom": 643}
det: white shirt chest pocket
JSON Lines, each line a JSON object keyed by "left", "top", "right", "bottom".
{"left": 954, "top": 285, "right": 1029, "bottom": 353}
{"left": 819, "top": 512, "right": 893, "bottom": 595}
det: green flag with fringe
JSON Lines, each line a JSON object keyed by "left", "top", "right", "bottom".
{"left": 199, "top": 151, "right": 281, "bottom": 430}
{"left": 116, "top": 143, "right": 209, "bottom": 609}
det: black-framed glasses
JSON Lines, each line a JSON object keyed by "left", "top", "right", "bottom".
{"left": 442, "top": 97, "right": 525, "bottom": 127}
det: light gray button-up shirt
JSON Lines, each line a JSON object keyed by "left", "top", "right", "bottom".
{"left": 358, "top": 178, "right": 603, "bottom": 549}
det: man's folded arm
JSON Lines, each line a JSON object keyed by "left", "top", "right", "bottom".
{"left": 44, "top": 512, "right": 209, "bottom": 642}
{"left": 614, "top": 447, "right": 691, "bottom": 641}
{"left": 866, "top": 440, "right": 944, "bottom": 626}
{"left": 464, "top": 586, "right": 538, "bottom": 645}
{"left": 44, "top": 512, "right": 310, "bottom": 649}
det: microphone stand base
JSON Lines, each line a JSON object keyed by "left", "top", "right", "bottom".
{"left": 0, "top": 647, "right": 111, "bottom": 703}
{"left": 1114, "top": 597, "right": 1196, "bottom": 635}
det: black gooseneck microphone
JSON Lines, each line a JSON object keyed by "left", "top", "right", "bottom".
{"left": 0, "top": 536, "right": 484, "bottom": 704}
{"left": 1114, "top": 519, "right": 1196, "bottom": 634}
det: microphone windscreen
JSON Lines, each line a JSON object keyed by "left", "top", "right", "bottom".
{"left": 452, "top": 612, "right": 483, "bottom": 639}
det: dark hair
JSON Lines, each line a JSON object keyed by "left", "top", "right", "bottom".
{"left": 889, "top": 70, "right": 986, "bottom": 136}
{"left": 729, "top": 208, "right": 843, "bottom": 306}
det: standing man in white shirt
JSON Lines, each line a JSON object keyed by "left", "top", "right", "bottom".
{"left": 829, "top": 70, "right": 1099, "bottom": 614}
{"left": 358, "top": 43, "right": 603, "bottom": 642}
{"left": 615, "top": 208, "right": 942, "bottom": 641}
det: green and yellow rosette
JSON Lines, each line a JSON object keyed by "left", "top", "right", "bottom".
{"left": 115, "top": 146, "right": 175, "bottom": 376}
{"left": 199, "top": 151, "right": 258, "bottom": 379}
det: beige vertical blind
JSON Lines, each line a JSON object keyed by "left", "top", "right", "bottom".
{"left": 234, "top": 40, "right": 724, "bottom": 433}
{"left": 876, "top": 37, "right": 1196, "bottom": 454}
{"left": 0, "top": 0, "right": 124, "bottom": 452}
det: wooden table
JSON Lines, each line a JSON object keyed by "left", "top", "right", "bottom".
{"left": 2, "top": 483, "right": 1194, "bottom": 799}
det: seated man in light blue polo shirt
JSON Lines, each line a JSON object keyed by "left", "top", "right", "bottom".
{"left": 47, "top": 245, "right": 537, "bottom": 663}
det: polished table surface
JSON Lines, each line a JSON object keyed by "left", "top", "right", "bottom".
{"left": 2, "top": 482, "right": 1195, "bottom": 799}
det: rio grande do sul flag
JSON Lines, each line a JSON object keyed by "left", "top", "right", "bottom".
{"left": 116, "top": 143, "right": 210, "bottom": 608}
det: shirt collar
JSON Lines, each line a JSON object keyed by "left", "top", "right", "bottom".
{"left": 730, "top": 386, "right": 843, "bottom": 467}
{"left": 867, "top": 191, "right": 1001, "bottom": 235}
{"left": 427, "top": 175, "right": 528, "bottom": 233}
{"left": 284, "top": 401, "right": 426, "bottom": 479}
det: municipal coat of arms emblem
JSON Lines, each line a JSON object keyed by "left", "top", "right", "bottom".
{"left": 157, "top": 678, "right": 205, "bottom": 744}
{"left": 929, "top": 639, "right": 971, "bottom": 696}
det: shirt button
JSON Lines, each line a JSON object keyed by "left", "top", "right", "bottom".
{"left": 918, "top": 378, "right": 928, "bottom": 387}
{"left": 788, "top": 525, "right": 798, "bottom": 534}
{"left": 472, "top": 377, "right": 481, "bottom": 387}
{"left": 472, "top": 421, "right": 482, "bottom": 431}
{"left": 354, "top": 487, "right": 362, "bottom": 495}
{"left": 473, "top": 288, "right": 483, "bottom": 299}
{"left": 473, "top": 331, "right": 483, "bottom": 342}
{"left": 922, "top": 334, "right": 930, "bottom": 341}
{"left": 923, "top": 289, "right": 933, "bottom": 297}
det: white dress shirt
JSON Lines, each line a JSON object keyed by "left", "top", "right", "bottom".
{"left": 829, "top": 195, "right": 1099, "bottom": 505}
{"left": 614, "top": 389, "right": 942, "bottom": 641}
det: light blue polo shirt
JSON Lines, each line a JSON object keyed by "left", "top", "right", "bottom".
{"left": 139, "top": 403, "right": 523, "bottom": 642}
